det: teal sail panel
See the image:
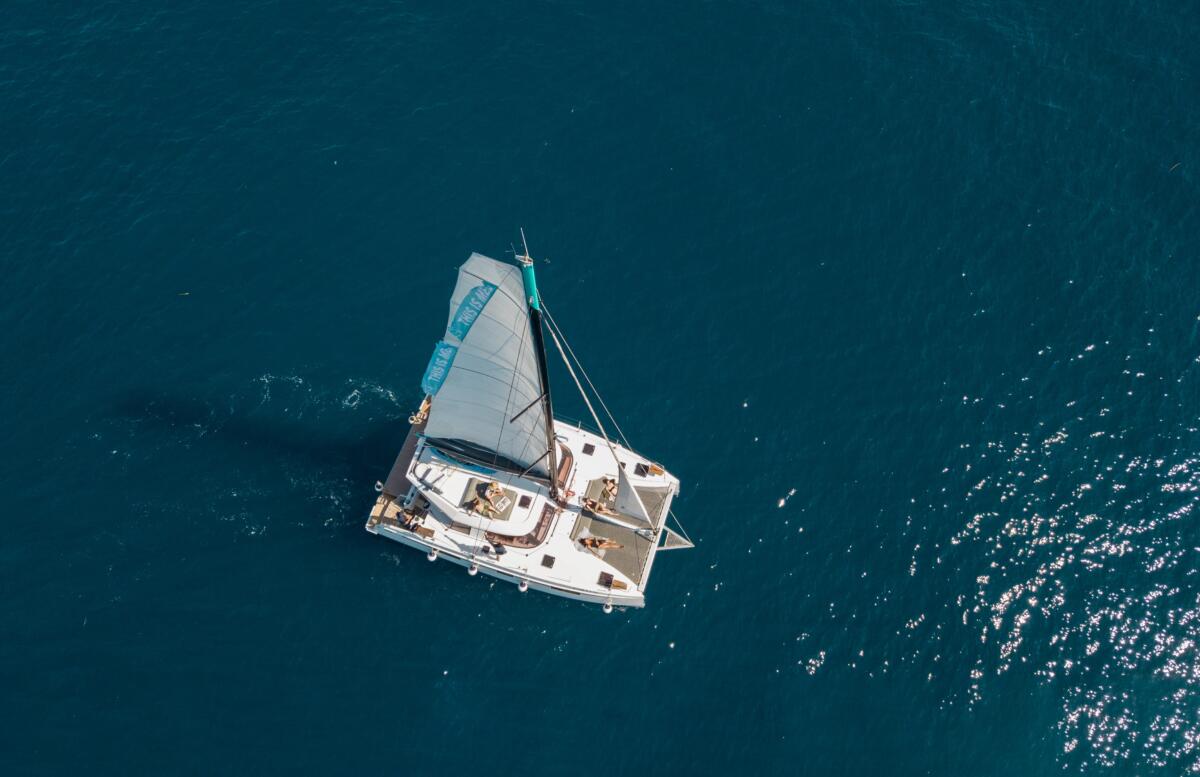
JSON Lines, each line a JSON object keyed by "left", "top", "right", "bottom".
{"left": 420, "top": 341, "right": 458, "bottom": 396}
{"left": 447, "top": 281, "right": 496, "bottom": 340}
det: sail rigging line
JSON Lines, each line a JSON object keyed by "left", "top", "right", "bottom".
{"left": 544, "top": 324, "right": 614, "bottom": 450}
{"left": 544, "top": 324, "right": 656, "bottom": 573}
{"left": 543, "top": 300, "right": 693, "bottom": 543}
{"left": 540, "top": 302, "right": 631, "bottom": 449}
{"left": 666, "top": 508, "right": 694, "bottom": 545}
{"left": 509, "top": 391, "right": 547, "bottom": 423}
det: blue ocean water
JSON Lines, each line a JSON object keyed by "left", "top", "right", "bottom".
{"left": 3, "top": 1, "right": 1199, "bottom": 773}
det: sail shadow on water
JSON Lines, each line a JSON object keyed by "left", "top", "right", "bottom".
{"left": 107, "top": 388, "right": 408, "bottom": 518}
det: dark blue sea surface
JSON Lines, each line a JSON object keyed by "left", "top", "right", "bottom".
{"left": 3, "top": 2, "right": 1199, "bottom": 774}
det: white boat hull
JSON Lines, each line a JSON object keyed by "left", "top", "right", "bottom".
{"left": 368, "top": 519, "right": 647, "bottom": 607}
{"left": 366, "top": 418, "right": 677, "bottom": 610}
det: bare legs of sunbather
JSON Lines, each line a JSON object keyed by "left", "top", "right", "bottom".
{"left": 465, "top": 497, "right": 498, "bottom": 518}
{"left": 480, "top": 481, "right": 506, "bottom": 512}
{"left": 581, "top": 536, "right": 623, "bottom": 550}
{"left": 583, "top": 497, "right": 618, "bottom": 517}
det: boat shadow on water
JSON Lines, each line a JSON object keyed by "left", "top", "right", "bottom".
{"left": 107, "top": 389, "right": 404, "bottom": 525}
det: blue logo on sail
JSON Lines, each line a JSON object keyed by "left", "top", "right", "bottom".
{"left": 421, "top": 341, "right": 458, "bottom": 396}
{"left": 447, "top": 282, "right": 496, "bottom": 341}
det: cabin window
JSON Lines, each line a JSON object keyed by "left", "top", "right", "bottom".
{"left": 582, "top": 443, "right": 595, "bottom": 455}
{"left": 635, "top": 462, "right": 650, "bottom": 477}
{"left": 598, "top": 572, "right": 614, "bottom": 588}
{"left": 518, "top": 495, "right": 532, "bottom": 508}
{"left": 541, "top": 554, "right": 555, "bottom": 568}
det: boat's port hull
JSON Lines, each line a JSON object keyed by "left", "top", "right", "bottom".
{"left": 367, "top": 521, "right": 646, "bottom": 608}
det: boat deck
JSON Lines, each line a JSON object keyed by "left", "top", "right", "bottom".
{"left": 569, "top": 512, "right": 654, "bottom": 584}
{"left": 366, "top": 419, "right": 679, "bottom": 607}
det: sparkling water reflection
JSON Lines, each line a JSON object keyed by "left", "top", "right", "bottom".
{"left": 908, "top": 338, "right": 1199, "bottom": 771}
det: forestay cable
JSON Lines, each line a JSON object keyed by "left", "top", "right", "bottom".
{"left": 542, "top": 301, "right": 692, "bottom": 542}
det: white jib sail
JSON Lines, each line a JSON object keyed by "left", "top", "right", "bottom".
{"left": 615, "top": 467, "right": 653, "bottom": 527}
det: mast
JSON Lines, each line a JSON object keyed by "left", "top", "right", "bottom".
{"left": 517, "top": 230, "right": 560, "bottom": 500}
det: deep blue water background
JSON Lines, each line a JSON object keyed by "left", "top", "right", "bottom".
{"left": 3, "top": 2, "right": 1199, "bottom": 774}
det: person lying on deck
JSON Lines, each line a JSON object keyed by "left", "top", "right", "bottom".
{"left": 580, "top": 536, "right": 623, "bottom": 550}
{"left": 482, "top": 481, "right": 506, "bottom": 511}
{"left": 602, "top": 477, "right": 618, "bottom": 499}
{"left": 582, "top": 497, "right": 617, "bottom": 516}
{"left": 465, "top": 497, "right": 498, "bottom": 517}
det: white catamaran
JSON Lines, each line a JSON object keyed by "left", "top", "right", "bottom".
{"left": 366, "top": 235, "right": 692, "bottom": 610}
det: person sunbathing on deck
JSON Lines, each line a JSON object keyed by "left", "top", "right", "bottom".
{"left": 480, "top": 481, "right": 506, "bottom": 512}
{"left": 582, "top": 497, "right": 616, "bottom": 516}
{"left": 602, "top": 477, "right": 618, "bottom": 499}
{"left": 580, "top": 536, "right": 623, "bottom": 550}
{"left": 465, "top": 496, "right": 498, "bottom": 517}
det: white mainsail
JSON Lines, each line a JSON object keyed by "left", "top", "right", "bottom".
{"left": 422, "top": 253, "right": 551, "bottom": 480}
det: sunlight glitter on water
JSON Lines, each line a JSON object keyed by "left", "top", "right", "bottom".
{"left": 907, "top": 345, "right": 1200, "bottom": 772}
